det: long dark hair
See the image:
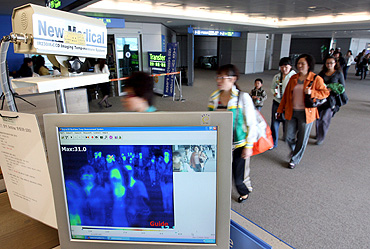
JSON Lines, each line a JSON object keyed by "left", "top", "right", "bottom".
{"left": 216, "top": 64, "right": 241, "bottom": 90}
{"left": 34, "top": 55, "right": 45, "bottom": 74}
{"left": 320, "top": 55, "right": 341, "bottom": 74}
{"left": 98, "top": 58, "right": 106, "bottom": 71}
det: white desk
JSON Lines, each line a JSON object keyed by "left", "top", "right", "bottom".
{"left": 11, "top": 73, "right": 109, "bottom": 113}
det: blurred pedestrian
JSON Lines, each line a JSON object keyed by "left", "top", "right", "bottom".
{"left": 121, "top": 72, "right": 156, "bottom": 112}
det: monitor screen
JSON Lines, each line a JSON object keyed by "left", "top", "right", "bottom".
{"left": 44, "top": 112, "right": 232, "bottom": 249}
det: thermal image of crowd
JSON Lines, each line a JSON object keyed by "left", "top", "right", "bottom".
{"left": 61, "top": 145, "right": 174, "bottom": 229}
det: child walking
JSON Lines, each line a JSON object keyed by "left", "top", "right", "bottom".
{"left": 250, "top": 78, "right": 267, "bottom": 111}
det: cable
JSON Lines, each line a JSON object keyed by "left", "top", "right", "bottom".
{"left": 0, "top": 38, "right": 18, "bottom": 112}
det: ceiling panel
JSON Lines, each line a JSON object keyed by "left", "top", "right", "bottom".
{"left": 3, "top": 0, "right": 370, "bottom": 38}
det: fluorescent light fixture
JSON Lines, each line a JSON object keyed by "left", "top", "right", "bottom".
{"left": 278, "top": 12, "right": 370, "bottom": 27}
{"left": 79, "top": 0, "right": 278, "bottom": 27}
{"left": 158, "top": 2, "right": 183, "bottom": 8}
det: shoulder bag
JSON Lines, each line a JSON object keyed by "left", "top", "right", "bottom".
{"left": 304, "top": 75, "right": 327, "bottom": 108}
{"left": 235, "top": 92, "right": 273, "bottom": 156}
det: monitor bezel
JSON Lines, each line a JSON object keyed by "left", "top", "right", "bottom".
{"left": 44, "top": 112, "right": 232, "bottom": 249}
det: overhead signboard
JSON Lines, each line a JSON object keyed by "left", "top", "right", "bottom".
{"left": 148, "top": 52, "right": 167, "bottom": 68}
{"left": 194, "top": 29, "right": 241, "bottom": 37}
{"left": 95, "top": 17, "right": 125, "bottom": 28}
{"left": 48, "top": 0, "right": 77, "bottom": 9}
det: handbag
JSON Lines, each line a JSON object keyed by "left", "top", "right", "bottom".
{"left": 275, "top": 112, "right": 285, "bottom": 122}
{"left": 304, "top": 75, "right": 327, "bottom": 108}
{"left": 252, "top": 110, "right": 274, "bottom": 156}
{"left": 235, "top": 92, "right": 274, "bottom": 156}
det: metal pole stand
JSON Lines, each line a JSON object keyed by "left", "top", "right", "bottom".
{"left": 55, "top": 89, "right": 68, "bottom": 113}
{"left": 173, "top": 71, "right": 185, "bottom": 102}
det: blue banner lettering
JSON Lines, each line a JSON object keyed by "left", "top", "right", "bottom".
{"left": 163, "top": 43, "right": 178, "bottom": 96}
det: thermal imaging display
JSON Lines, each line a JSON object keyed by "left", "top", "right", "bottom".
{"left": 61, "top": 145, "right": 174, "bottom": 229}
{"left": 57, "top": 126, "right": 218, "bottom": 244}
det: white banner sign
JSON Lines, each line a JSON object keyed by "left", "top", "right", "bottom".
{"left": 32, "top": 14, "right": 107, "bottom": 58}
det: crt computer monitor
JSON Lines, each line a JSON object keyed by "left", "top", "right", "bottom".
{"left": 44, "top": 112, "right": 232, "bottom": 249}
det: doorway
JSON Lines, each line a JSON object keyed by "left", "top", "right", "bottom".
{"left": 114, "top": 35, "right": 142, "bottom": 96}
{"left": 217, "top": 37, "right": 232, "bottom": 67}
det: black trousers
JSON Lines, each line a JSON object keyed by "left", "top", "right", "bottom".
{"left": 232, "top": 147, "right": 251, "bottom": 196}
{"left": 316, "top": 107, "right": 333, "bottom": 142}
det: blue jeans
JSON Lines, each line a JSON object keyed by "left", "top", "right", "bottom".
{"left": 271, "top": 100, "right": 286, "bottom": 147}
{"left": 343, "top": 65, "right": 350, "bottom": 80}
{"left": 286, "top": 110, "right": 313, "bottom": 165}
{"left": 360, "top": 66, "right": 368, "bottom": 79}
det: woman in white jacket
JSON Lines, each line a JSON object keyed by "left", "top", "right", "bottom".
{"left": 270, "top": 57, "right": 296, "bottom": 149}
{"left": 343, "top": 50, "right": 354, "bottom": 80}
{"left": 208, "top": 64, "right": 258, "bottom": 203}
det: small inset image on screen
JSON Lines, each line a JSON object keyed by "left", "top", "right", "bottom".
{"left": 173, "top": 145, "right": 216, "bottom": 173}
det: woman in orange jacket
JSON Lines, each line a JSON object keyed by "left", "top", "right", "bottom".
{"left": 277, "top": 54, "right": 330, "bottom": 169}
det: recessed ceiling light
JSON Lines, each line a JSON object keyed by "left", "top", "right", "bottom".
{"left": 249, "top": 13, "right": 265, "bottom": 17}
{"left": 160, "top": 2, "right": 183, "bottom": 7}
{"left": 166, "top": 20, "right": 173, "bottom": 23}
{"left": 307, "top": 6, "right": 331, "bottom": 12}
